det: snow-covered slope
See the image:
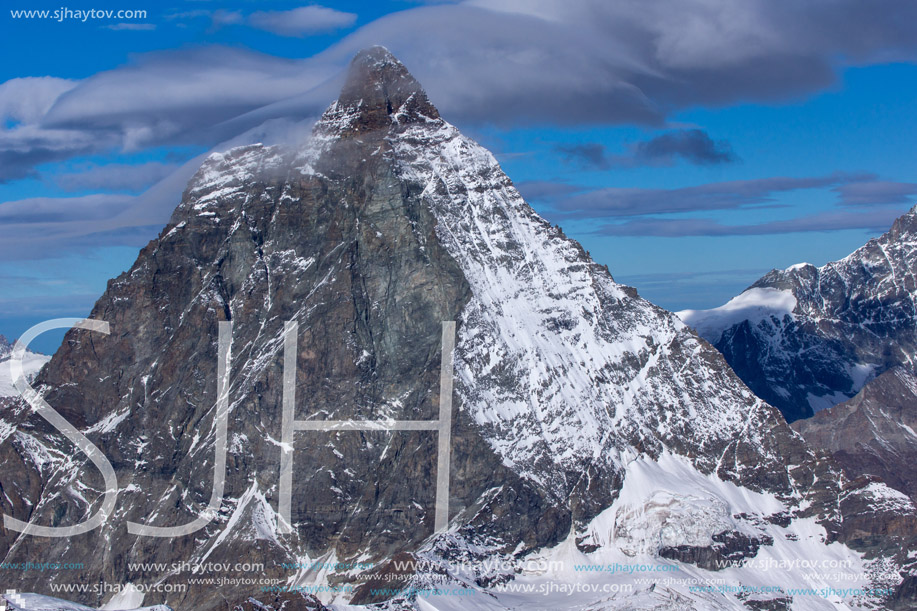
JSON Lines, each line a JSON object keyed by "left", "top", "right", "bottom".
{"left": 378, "top": 111, "right": 821, "bottom": 506}
{"left": 343, "top": 452, "right": 907, "bottom": 611}
{"left": 678, "top": 210, "right": 917, "bottom": 422}
{"left": 677, "top": 287, "right": 797, "bottom": 344}
{"left": 0, "top": 335, "right": 50, "bottom": 398}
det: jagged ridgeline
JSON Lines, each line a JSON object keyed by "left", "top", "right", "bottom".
{"left": 681, "top": 207, "right": 917, "bottom": 423}
{"left": 1, "top": 48, "right": 915, "bottom": 611}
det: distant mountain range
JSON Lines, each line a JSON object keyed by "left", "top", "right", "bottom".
{"left": 679, "top": 206, "right": 917, "bottom": 423}
{"left": 679, "top": 205, "right": 917, "bottom": 526}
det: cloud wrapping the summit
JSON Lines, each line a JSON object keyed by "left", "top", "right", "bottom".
{"left": 0, "top": 0, "right": 914, "bottom": 266}
{"left": 2, "top": 0, "right": 915, "bottom": 183}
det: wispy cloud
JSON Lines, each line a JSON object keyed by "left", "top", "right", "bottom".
{"left": 55, "top": 161, "right": 180, "bottom": 192}
{"left": 103, "top": 23, "right": 156, "bottom": 31}
{"left": 0, "top": 116, "right": 315, "bottom": 260}
{"left": 515, "top": 180, "right": 587, "bottom": 201}
{"left": 542, "top": 173, "right": 874, "bottom": 218}
{"left": 597, "top": 209, "right": 903, "bottom": 237}
{"left": 0, "top": 123, "right": 98, "bottom": 182}
{"left": 554, "top": 143, "right": 609, "bottom": 168}
{"left": 249, "top": 6, "right": 358, "bottom": 37}
{"left": 168, "top": 5, "right": 357, "bottom": 36}
{"left": 834, "top": 181, "right": 917, "bottom": 206}
{"left": 0, "top": 77, "right": 77, "bottom": 125}
{"left": 631, "top": 130, "right": 738, "bottom": 166}
{"left": 2, "top": 0, "right": 916, "bottom": 181}
{"left": 521, "top": 173, "right": 913, "bottom": 237}
{"left": 555, "top": 130, "right": 738, "bottom": 169}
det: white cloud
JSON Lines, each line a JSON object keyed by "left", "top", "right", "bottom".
{"left": 103, "top": 23, "right": 156, "bottom": 31}
{"left": 41, "top": 47, "right": 335, "bottom": 139}
{"left": 55, "top": 161, "right": 181, "bottom": 192}
{"left": 0, "top": 77, "right": 77, "bottom": 124}
{"left": 249, "top": 6, "right": 357, "bottom": 37}
{"left": 0, "top": 0, "right": 915, "bottom": 181}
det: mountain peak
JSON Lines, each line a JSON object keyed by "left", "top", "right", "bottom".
{"left": 325, "top": 46, "right": 439, "bottom": 134}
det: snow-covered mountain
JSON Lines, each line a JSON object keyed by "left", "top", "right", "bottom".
{"left": 0, "top": 335, "right": 50, "bottom": 398}
{"left": 679, "top": 207, "right": 917, "bottom": 423}
{"left": 2, "top": 48, "right": 915, "bottom": 611}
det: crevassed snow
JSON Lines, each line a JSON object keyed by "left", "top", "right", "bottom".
{"left": 677, "top": 287, "right": 797, "bottom": 344}
{"left": 332, "top": 453, "right": 886, "bottom": 611}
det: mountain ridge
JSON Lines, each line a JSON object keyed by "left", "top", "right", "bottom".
{"left": 680, "top": 205, "right": 917, "bottom": 422}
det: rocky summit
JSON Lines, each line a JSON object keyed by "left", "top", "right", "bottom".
{"left": 1, "top": 47, "right": 916, "bottom": 611}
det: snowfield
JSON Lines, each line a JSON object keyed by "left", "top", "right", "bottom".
{"left": 0, "top": 349, "right": 50, "bottom": 398}
{"left": 676, "top": 287, "right": 798, "bottom": 344}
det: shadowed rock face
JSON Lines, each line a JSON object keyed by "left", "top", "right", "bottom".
{"left": 1, "top": 48, "right": 915, "bottom": 610}
{"left": 793, "top": 366, "right": 917, "bottom": 504}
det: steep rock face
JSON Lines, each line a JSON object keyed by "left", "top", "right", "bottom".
{"left": 1, "top": 48, "right": 915, "bottom": 610}
{"left": 792, "top": 367, "right": 917, "bottom": 504}
{"left": 680, "top": 209, "right": 917, "bottom": 422}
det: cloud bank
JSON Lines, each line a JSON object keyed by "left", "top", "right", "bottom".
{"left": 1, "top": 0, "right": 915, "bottom": 261}
{"left": 3, "top": 0, "right": 916, "bottom": 180}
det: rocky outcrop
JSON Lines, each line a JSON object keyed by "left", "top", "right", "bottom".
{"left": 792, "top": 366, "right": 917, "bottom": 503}
{"left": 659, "top": 530, "right": 774, "bottom": 571}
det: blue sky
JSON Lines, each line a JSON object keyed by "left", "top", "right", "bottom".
{"left": 2, "top": 0, "right": 916, "bottom": 352}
